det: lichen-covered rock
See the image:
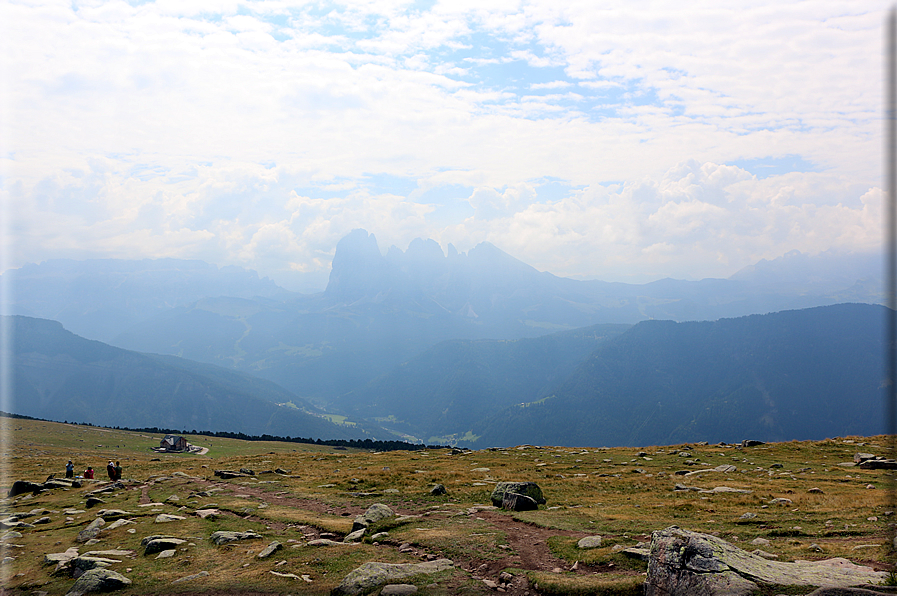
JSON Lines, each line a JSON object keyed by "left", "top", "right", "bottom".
{"left": 257, "top": 541, "right": 283, "bottom": 558}
{"left": 65, "top": 568, "right": 131, "bottom": 596}
{"left": 490, "top": 482, "right": 545, "bottom": 507}
{"left": 76, "top": 519, "right": 105, "bottom": 543}
{"left": 331, "top": 558, "right": 453, "bottom": 596}
{"left": 210, "top": 530, "right": 262, "bottom": 545}
{"left": 351, "top": 503, "right": 394, "bottom": 532}
{"left": 577, "top": 536, "right": 602, "bottom": 549}
{"left": 645, "top": 526, "right": 888, "bottom": 596}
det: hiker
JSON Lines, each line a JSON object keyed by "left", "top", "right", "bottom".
{"left": 114, "top": 461, "right": 122, "bottom": 480}
{"left": 84, "top": 466, "right": 94, "bottom": 479}
{"left": 106, "top": 461, "right": 115, "bottom": 480}
{"left": 65, "top": 460, "right": 74, "bottom": 478}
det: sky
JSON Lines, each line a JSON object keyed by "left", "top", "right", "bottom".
{"left": 0, "top": 0, "right": 889, "bottom": 291}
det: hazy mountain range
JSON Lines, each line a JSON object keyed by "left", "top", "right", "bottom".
{"left": 2, "top": 230, "right": 885, "bottom": 446}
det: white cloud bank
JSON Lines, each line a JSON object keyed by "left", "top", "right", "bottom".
{"left": 0, "top": 0, "right": 888, "bottom": 290}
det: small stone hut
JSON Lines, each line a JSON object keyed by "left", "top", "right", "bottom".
{"left": 160, "top": 435, "right": 189, "bottom": 452}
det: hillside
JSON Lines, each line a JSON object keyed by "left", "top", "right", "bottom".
{"left": 335, "top": 323, "right": 631, "bottom": 444}
{"left": 469, "top": 303, "right": 886, "bottom": 447}
{"left": 2, "top": 417, "right": 892, "bottom": 595}
{"left": 6, "top": 316, "right": 360, "bottom": 439}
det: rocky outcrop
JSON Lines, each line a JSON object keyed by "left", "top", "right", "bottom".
{"left": 645, "top": 526, "right": 888, "bottom": 596}
{"left": 331, "top": 558, "right": 454, "bottom": 596}
{"left": 490, "top": 482, "right": 545, "bottom": 508}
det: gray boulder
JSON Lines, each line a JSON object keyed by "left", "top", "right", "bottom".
{"left": 645, "top": 526, "right": 888, "bottom": 596}
{"left": 351, "top": 503, "right": 394, "bottom": 533}
{"left": 501, "top": 492, "right": 538, "bottom": 511}
{"left": 257, "top": 541, "right": 282, "bottom": 558}
{"left": 144, "top": 538, "right": 186, "bottom": 555}
{"left": 331, "top": 558, "right": 453, "bottom": 596}
{"left": 70, "top": 556, "right": 120, "bottom": 578}
{"left": 429, "top": 484, "right": 447, "bottom": 496}
{"left": 490, "top": 482, "right": 545, "bottom": 508}
{"left": 210, "top": 530, "right": 262, "bottom": 545}
{"left": 65, "top": 568, "right": 131, "bottom": 596}
{"left": 76, "top": 519, "right": 105, "bottom": 543}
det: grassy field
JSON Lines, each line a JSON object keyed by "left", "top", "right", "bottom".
{"left": 0, "top": 418, "right": 894, "bottom": 595}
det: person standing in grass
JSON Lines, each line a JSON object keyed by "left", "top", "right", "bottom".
{"left": 84, "top": 466, "right": 94, "bottom": 479}
{"left": 114, "top": 461, "right": 122, "bottom": 480}
{"left": 106, "top": 460, "right": 115, "bottom": 480}
{"left": 65, "top": 460, "right": 74, "bottom": 478}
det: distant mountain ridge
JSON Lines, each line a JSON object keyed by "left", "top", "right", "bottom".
{"left": 6, "top": 316, "right": 360, "bottom": 439}
{"left": 466, "top": 303, "right": 885, "bottom": 447}
{"left": 5, "top": 231, "right": 884, "bottom": 410}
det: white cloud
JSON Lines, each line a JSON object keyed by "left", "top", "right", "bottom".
{"left": 1, "top": 0, "right": 889, "bottom": 289}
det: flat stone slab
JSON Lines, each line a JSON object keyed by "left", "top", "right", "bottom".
{"left": 308, "top": 539, "right": 357, "bottom": 546}
{"left": 332, "top": 558, "right": 454, "bottom": 596}
{"left": 645, "top": 526, "right": 888, "bottom": 596}
{"left": 210, "top": 530, "right": 262, "bottom": 545}
{"left": 577, "top": 536, "right": 602, "bottom": 549}
{"left": 154, "top": 514, "right": 185, "bottom": 523}
{"left": 257, "top": 541, "right": 283, "bottom": 558}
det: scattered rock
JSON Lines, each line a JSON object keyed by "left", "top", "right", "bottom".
{"left": 76, "top": 518, "right": 105, "bottom": 543}
{"left": 344, "top": 529, "right": 366, "bottom": 543}
{"left": 741, "top": 440, "right": 765, "bottom": 447}
{"left": 274, "top": 468, "right": 291, "bottom": 475}
{"left": 501, "top": 492, "right": 539, "bottom": 511}
{"left": 644, "top": 526, "right": 887, "bottom": 596}
{"left": 172, "top": 571, "right": 209, "bottom": 584}
{"left": 332, "top": 558, "right": 454, "bottom": 596}
{"left": 577, "top": 536, "right": 602, "bottom": 549}
{"left": 308, "top": 539, "right": 356, "bottom": 547}
{"left": 154, "top": 514, "right": 185, "bottom": 523}
{"left": 155, "top": 549, "right": 175, "bottom": 559}
{"left": 194, "top": 509, "right": 219, "bottom": 520}
{"left": 808, "top": 487, "right": 824, "bottom": 494}
{"left": 854, "top": 453, "right": 876, "bottom": 463}
{"left": 65, "top": 568, "right": 131, "bottom": 596}
{"left": 213, "top": 470, "right": 249, "bottom": 479}
{"left": 352, "top": 503, "right": 395, "bottom": 532}
{"left": 429, "top": 484, "right": 447, "bottom": 496}
{"left": 769, "top": 498, "right": 793, "bottom": 505}
{"left": 210, "top": 530, "right": 262, "bottom": 545}
{"left": 257, "top": 541, "right": 283, "bottom": 558}
{"left": 490, "top": 482, "right": 545, "bottom": 508}
{"left": 85, "top": 498, "right": 105, "bottom": 509}
{"left": 95, "top": 510, "right": 133, "bottom": 521}
{"left": 144, "top": 538, "right": 186, "bottom": 555}
{"left": 45, "top": 547, "right": 80, "bottom": 567}
{"left": 751, "top": 537, "right": 770, "bottom": 546}
{"left": 381, "top": 584, "right": 418, "bottom": 595}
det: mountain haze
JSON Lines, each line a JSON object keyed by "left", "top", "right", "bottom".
{"left": 7, "top": 316, "right": 359, "bottom": 439}
{"left": 468, "top": 303, "right": 885, "bottom": 447}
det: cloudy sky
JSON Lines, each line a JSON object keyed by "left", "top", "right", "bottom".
{"left": 0, "top": 0, "right": 889, "bottom": 291}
